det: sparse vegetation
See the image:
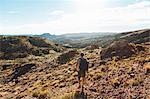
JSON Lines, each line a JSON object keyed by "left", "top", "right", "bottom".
{"left": 60, "top": 92, "right": 75, "bottom": 99}
{"left": 32, "top": 89, "right": 50, "bottom": 98}
{"left": 0, "top": 29, "right": 150, "bottom": 98}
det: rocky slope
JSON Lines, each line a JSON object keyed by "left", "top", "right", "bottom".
{"left": 0, "top": 29, "right": 150, "bottom": 99}
{"left": 0, "top": 43, "right": 149, "bottom": 99}
{"left": 115, "top": 29, "right": 150, "bottom": 44}
{"left": 0, "top": 36, "right": 64, "bottom": 60}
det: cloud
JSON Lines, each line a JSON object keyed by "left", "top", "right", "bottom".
{"left": 128, "top": 0, "right": 150, "bottom": 8}
{"left": 8, "top": 10, "right": 18, "bottom": 14}
{"left": 1, "top": 0, "right": 150, "bottom": 34}
{"left": 50, "top": 10, "right": 64, "bottom": 16}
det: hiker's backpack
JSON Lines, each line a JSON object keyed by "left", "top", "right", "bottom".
{"left": 79, "top": 58, "right": 89, "bottom": 72}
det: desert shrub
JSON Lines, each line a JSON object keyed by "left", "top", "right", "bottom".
{"left": 60, "top": 91, "right": 85, "bottom": 99}
{"left": 132, "top": 77, "right": 144, "bottom": 86}
{"left": 136, "top": 45, "right": 145, "bottom": 51}
{"left": 126, "top": 76, "right": 144, "bottom": 86}
{"left": 61, "top": 93, "right": 75, "bottom": 99}
{"left": 88, "top": 50, "right": 93, "bottom": 53}
{"left": 32, "top": 89, "right": 50, "bottom": 99}
{"left": 32, "top": 50, "right": 43, "bottom": 56}
{"left": 111, "top": 77, "right": 121, "bottom": 88}
{"left": 42, "top": 49, "right": 50, "bottom": 54}
{"left": 1, "top": 64, "right": 12, "bottom": 70}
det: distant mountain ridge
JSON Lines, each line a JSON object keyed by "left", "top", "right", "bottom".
{"left": 35, "top": 32, "right": 115, "bottom": 40}
{"left": 1, "top": 29, "right": 149, "bottom": 48}
{"left": 36, "top": 29, "right": 149, "bottom": 48}
{"left": 34, "top": 33, "right": 57, "bottom": 40}
{"left": 33, "top": 32, "right": 117, "bottom": 48}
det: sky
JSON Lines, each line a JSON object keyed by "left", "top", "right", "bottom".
{"left": 0, "top": 0, "right": 150, "bottom": 35}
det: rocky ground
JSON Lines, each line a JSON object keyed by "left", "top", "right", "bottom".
{"left": 0, "top": 29, "right": 150, "bottom": 99}
{"left": 0, "top": 42, "right": 150, "bottom": 99}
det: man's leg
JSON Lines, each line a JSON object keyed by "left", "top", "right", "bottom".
{"left": 78, "top": 72, "right": 81, "bottom": 88}
{"left": 81, "top": 72, "right": 86, "bottom": 89}
{"left": 82, "top": 77, "right": 86, "bottom": 89}
{"left": 83, "top": 77, "right": 86, "bottom": 87}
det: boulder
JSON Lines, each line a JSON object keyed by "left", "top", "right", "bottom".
{"left": 100, "top": 40, "right": 137, "bottom": 60}
{"left": 57, "top": 50, "right": 78, "bottom": 64}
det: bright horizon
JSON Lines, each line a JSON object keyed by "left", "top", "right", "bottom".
{"left": 0, "top": 0, "right": 150, "bottom": 35}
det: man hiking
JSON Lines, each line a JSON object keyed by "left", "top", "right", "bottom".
{"left": 76, "top": 53, "right": 89, "bottom": 90}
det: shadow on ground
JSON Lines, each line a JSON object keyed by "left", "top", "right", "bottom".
{"left": 74, "top": 89, "right": 87, "bottom": 99}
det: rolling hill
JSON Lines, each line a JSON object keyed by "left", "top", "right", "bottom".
{"left": 0, "top": 29, "right": 149, "bottom": 98}
{"left": 0, "top": 36, "right": 65, "bottom": 60}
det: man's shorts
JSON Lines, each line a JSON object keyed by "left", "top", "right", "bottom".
{"left": 78, "top": 70, "right": 86, "bottom": 80}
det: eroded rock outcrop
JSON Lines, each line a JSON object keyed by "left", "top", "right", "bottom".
{"left": 100, "top": 40, "right": 137, "bottom": 60}
{"left": 57, "top": 50, "right": 78, "bottom": 64}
